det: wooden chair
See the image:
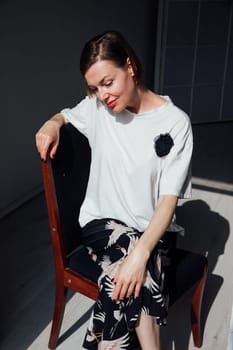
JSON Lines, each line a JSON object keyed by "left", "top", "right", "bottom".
{"left": 40, "top": 123, "right": 208, "bottom": 349}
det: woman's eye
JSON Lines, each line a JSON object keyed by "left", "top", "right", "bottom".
{"left": 89, "top": 86, "right": 97, "bottom": 93}
{"left": 104, "top": 80, "right": 113, "bottom": 87}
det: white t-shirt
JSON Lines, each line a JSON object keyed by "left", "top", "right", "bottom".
{"left": 61, "top": 95, "right": 193, "bottom": 232}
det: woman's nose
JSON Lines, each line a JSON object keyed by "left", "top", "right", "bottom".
{"left": 97, "top": 88, "right": 108, "bottom": 102}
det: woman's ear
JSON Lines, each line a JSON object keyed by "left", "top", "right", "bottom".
{"left": 126, "top": 57, "right": 135, "bottom": 77}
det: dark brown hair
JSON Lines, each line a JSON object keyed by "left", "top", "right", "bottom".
{"left": 80, "top": 30, "right": 143, "bottom": 92}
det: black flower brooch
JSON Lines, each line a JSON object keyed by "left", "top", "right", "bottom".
{"left": 154, "top": 133, "right": 174, "bottom": 157}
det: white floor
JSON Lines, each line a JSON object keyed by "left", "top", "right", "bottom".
{"left": 0, "top": 179, "right": 232, "bottom": 350}
{"left": 227, "top": 306, "right": 233, "bottom": 350}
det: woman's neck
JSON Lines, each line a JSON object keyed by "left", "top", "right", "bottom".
{"left": 126, "top": 87, "right": 166, "bottom": 114}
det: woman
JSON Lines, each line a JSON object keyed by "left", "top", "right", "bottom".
{"left": 36, "top": 31, "right": 193, "bottom": 350}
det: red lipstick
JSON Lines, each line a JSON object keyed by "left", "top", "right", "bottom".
{"left": 107, "top": 99, "right": 117, "bottom": 109}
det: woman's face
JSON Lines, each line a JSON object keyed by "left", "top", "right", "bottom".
{"left": 84, "top": 59, "right": 136, "bottom": 113}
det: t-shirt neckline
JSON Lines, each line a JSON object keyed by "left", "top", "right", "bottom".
{"left": 124, "top": 95, "right": 171, "bottom": 118}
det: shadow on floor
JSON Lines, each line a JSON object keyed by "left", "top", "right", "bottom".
{"left": 0, "top": 193, "right": 94, "bottom": 350}
{"left": 0, "top": 194, "right": 56, "bottom": 350}
{"left": 160, "top": 199, "right": 229, "bottom": 350}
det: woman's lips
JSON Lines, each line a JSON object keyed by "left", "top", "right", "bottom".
{"left": 107, "top": 99, "right": 117, "bottom": 109}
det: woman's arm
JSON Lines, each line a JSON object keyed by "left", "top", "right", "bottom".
{"left": 112, "top": 194, "right": 178, "bottom": 301}
{"left": 35, "top": 113, "right": 65, "bottom": 160}
{"left": 137, "top": 195, "right": 178, "bottom": 256}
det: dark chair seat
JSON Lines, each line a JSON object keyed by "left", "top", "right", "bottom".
{"left": 68, "top": 245, "right": 102, "bottom": 282}
{"left": 164, "top": 249, "right": 207, "bottom": 307}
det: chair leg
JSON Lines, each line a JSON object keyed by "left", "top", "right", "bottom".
{"left": 191, "top": 263, "right": 208, "bottom": 348}
{"left": 48, "top": 282, "right": 68, "bottom": 349}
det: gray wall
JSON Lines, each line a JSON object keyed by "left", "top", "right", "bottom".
{"left": 0, "top": 0, "right": 158, "bottom": 217}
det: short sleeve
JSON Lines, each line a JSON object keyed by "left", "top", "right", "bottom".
{"left": 60, "top": 96, "right": 96, "bottom": 138}
{"left": 159, "top": 114, "right": 193, "bottom": 199}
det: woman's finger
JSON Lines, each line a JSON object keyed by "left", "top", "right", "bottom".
{"left": 112, "top": 280, "right": 122, "bottom": 301}
{"left": 40, "top": 135, "right": 51, "bottom": 160}
{"left": 134, "top": 282, "right": 142, "bottom": 299}
{"left": 50, "top": 140, "right": 59, "bottom": 159}
{"left": 126, "top": 282, "right": 136, "bottom": 298}
{"left": 118, "top": 282, "right": 130, "bottom": 300}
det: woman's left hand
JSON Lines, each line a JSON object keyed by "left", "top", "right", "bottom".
{"left": 112, "top": 246, "right": 149, "bottom": 301}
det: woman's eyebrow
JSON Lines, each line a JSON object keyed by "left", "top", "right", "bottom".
{"left": 87, "top": 76, "right": 111, "bottom": 89}
{"left": 99, "top": 76, "right": 112, "bottom": 85}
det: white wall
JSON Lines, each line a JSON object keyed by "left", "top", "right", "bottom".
{"left": 0, "top": 0, "right": 158, "bottom": 217}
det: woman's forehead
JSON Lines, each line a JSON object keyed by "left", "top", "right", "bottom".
{"left": 84, "top": 60, "right": 122, "bottom": 85}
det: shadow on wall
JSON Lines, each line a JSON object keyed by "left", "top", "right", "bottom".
{"left": 161, "top": 199, "right": 229, "bottom": 350}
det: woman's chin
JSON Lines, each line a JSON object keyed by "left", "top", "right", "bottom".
{"left": 110, "top": 105, "right": 124, "bottom": 113}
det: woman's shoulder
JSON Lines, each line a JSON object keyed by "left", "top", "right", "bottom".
{"left": 76, "top": 95, "right": 106, "bottom": 115}
{"left": 162, "top": 96, "right": 191, "bottom": 128}
{"left": 79, "top": 95, "right": 98, "bottom": 107}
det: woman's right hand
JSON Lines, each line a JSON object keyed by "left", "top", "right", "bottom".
{"left": 35, "top": 113, "right": 65, "bottom": 160}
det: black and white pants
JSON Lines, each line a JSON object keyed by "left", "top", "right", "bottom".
{"left": 82, "top": 218, "right": 172, "bottom": 349}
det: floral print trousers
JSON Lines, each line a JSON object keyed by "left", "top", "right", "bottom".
{"left": 81, "top": 218, "right": 169, "bottom": 349}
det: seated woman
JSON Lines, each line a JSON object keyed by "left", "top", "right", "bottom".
{"left": 36, "top": 30, "right": 193, "bottom": 350}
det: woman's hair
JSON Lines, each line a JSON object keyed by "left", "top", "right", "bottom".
{"left": 80, "top": 30, "right": 143, "bottom": 93}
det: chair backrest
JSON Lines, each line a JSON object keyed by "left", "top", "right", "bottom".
{"left": 42, "top": 124, "right": 91, "bottom": 261}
